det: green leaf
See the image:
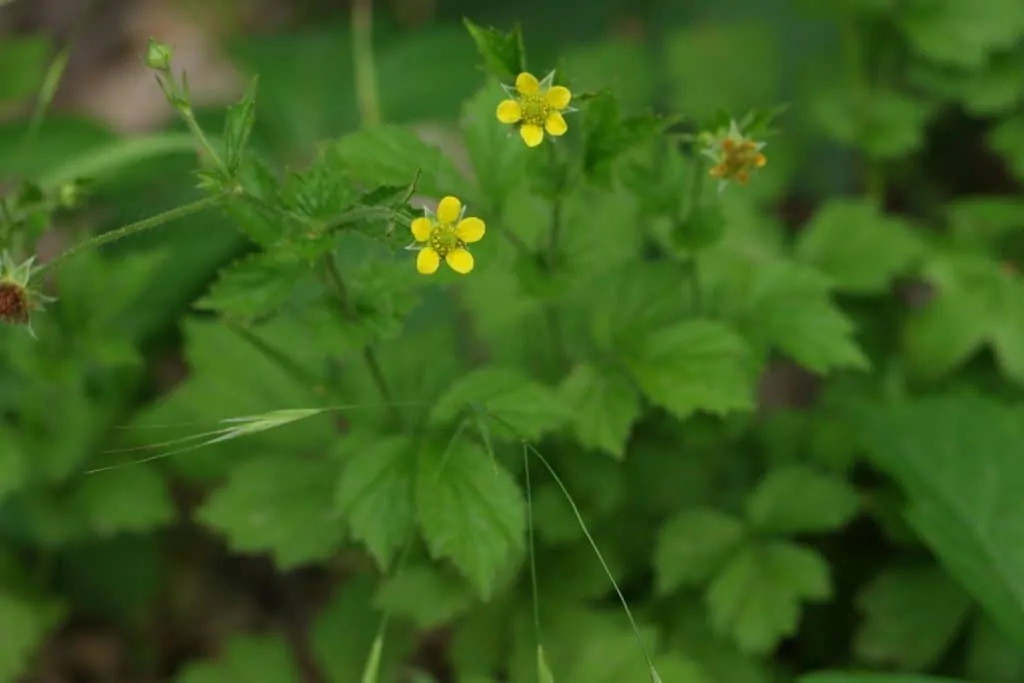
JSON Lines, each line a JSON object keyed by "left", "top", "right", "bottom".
{"left": 374, "top": 565, "right": 475, "bottom": 629}
{"left": 654, "top": 507, "right": 746, "bottom": 594}
{"left": 0, "top": 592, "right": 63, "bottom": 683}
{"left": 853, "top": 393, "right": 1024, "bottom": 649}
{"left": 746, "top": 465, "right": 861, "bottom": 534}
{"left": 329, "top": 125, "right": 469, "bottom": 198}
{"left": 707, "top": 540, "right": 832, "bottom": 655}
{"left": 989, "top": 114, "right": 1024, "bottom": 183}
{"left": 910, "top": 47, "right": 1024, "bottom": 116}
{"left": 194, "top": 250, "right": 312, "bottom": 323}
{"left": 461, "top": 81, "right": 528, "bottom": 211}
{"left": 462, "top": 19, "right": 526, "bottom": 82}
{"left": 624, "top": 319, "right": 757, "bottom": 420}
{"left": 582, "top": 91, "right": 667, "bottom": 186}
{"left": 175, "top": 634, "right": 301, "bottom": 683}
{"left": 72, "top": 466, "right": 176, "bottom": 537}
{"left": 896, "top": 0, "right": 1024, "bottom": 69}
{"left": 811, "top": 88, "right": 934, "bottom": 159}
{"left": 802, "top": 675, "right": 976, "bottom": 683}
{"left": 558, "top": 363, "right": 641, "bottom": 460}
{"left": 0, "top": 36, "right": 49, "bottom": 103}
{"left": 335, "top": 435, "right": 416, "bottom": 570}
{"left": 223, "top": 75, "right": 259, "bottom": 175}
{"left": 430, "top": 366, "right": 568, "bottom": 441}
{"left": 946, "top": 195, "right": 1024, "bottom": 247}
{"left": 416, "top": 439, "right": 525, "bottom": 599}
{"left": 795, "top": 199, "right": 924, "bottom": 294}
{"left": 967, "top": 616, "right": 1024, "bottom": 683}
{"left": 853, "top": 565, "right": 972, "bottom": 671}
{"left": 197, "top": 454, "right": 345, "bottom": 569}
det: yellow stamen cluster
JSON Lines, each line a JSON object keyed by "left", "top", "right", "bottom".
{"left": 409, "top": 195, "right": 486, "bottom": 275}
{"left": 496, "top": 71, "right": 573, "bottom": 148}
{"left": 702, "top": 120, "right": 767, "bottom": 189}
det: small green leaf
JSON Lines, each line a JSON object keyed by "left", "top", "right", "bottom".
{"left": 624, "top": 319, "right": 756, "bottom": 420}
{"left": 707, "top": 540, "right": 832, "bottom": 654}
{"left": 374, "top": 565, "right": 475, "bottom": 629}
{"left": 559, "top": 363, "right": 641, "bottom": 460}
{"left": 854, "top": 565, "right": 972, "bottom": 671}
{"left": 223, "top": 75, "right": 259, "bottom": 174}
{"left": 582, "top": 91, "right": 669, "bottom": 186}
{"left": 174, "top": 634, "right": 301, "bottom": 683}
{"left": 431, "top": 366, "right": 568, "bottom": 441}
{"left": 462, "top": 18, "right": 526, "bottom": 82}
{"left": 194, "top": 250, "right": 311, "bottom": 323}
{"left": 416, "top": 439, "right": 525, "bottom": 599}
{"left": 746, "top": 465, "right": 861, "bottom": 534}
{"left": 0, "top": 592, "right": 63, "bottom": 683}
{"left": 796, "top": 199, "right": 924, "bottom": 294}
{"left": 335, "top": 436, "right": 416, "bottom": 570}
{"left": 73, "top": 466, "right": 176, "bottom": 537}
{"left": 654, "top": 507, "right": 745, "bottom": 594}
{"left": 197, "top": 454, "right": 345, "bottom": 569}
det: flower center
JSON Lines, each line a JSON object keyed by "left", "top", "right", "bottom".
{"left": 428, "top": 224, "right": 465, "bottom": 257}
{"left": 0, "top": 281, "right": 29, "bottom": 325}
{"left": 519, "top": 94, "right": 550, "bottom": 126}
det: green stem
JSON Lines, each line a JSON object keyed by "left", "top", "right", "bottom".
{"left": 523, "top": 444, "right": 543, "bottom": 644}
{"left": 182, "top": 109, "right": 226, "bottom": 171}
{"left": 38, "top": 194, "right": 224, "bottom": 274}
{"left": 684, "top": 156, "right": 705, "bottom": 312}
{"left": 322, "top": 254, "right": 401, "bottom": 427}
{"left": 352, "top": 0, "right": 382, "bottom": 127}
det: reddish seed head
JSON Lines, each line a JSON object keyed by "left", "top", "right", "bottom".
{"left": 0, "top": 281, "right": 29, "bottom": 325}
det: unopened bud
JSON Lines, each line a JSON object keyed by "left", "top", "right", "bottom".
{"left": 146, "top": 39, "right": 173, "bottom": 71}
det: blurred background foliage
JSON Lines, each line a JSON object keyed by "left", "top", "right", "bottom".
{"left": 0, "top": 0, "right": 1022, "bottom": 682}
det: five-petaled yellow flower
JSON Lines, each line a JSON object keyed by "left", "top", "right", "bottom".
{"left": 408, "top": 195, "right": 486, "bottom": 275}
{"left": 496, "top": 71, "right": 574, "bottom": 148}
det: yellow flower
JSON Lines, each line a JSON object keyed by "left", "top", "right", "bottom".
{"left": 495, "top": 71, "right": 575, "bottom": 148}
{"left": 407, "top": 195, "right": 486, "bottom": 275}
{"left": 701, "top": 119, "right": 767, "bottom": 191}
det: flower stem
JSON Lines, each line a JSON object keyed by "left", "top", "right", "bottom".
{"left": 352, "top": 0, "right": 382, "bottom": 127}
{"left": 38, "top": 194, "right": 224, "bottom": 275}
{"left": 322, "top": 254, "right": 401, "bottom": 427}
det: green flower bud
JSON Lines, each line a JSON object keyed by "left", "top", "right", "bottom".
{"left": 146, "top": 38, "right": 173, "bottom": 71}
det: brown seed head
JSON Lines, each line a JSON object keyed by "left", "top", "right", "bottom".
{"left": 0, "top": 281, "right": 30, "bottom": 325}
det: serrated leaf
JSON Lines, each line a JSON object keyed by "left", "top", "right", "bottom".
{"left": 853, "top": 393, "right": 1024, "bottom": 649}
{"left": 559, "top": 364, "right": 641, "bottom": 460}
{"left": 654, "top": 507, "right": 745, "bottom": 594}
{"left": 223, "top": 75, "right": 259, "bottom": 174}
{"left": 462, "top": 19, "right": 526, "bottom": 81}
{"left": 854, "top": 565, "right": 972, "bottom": 671}
{"left": 73, "top": 466, "right": 176, "bottom": 537}
{"left": 0, "top": 592, "right": 63, "bottom": 683}
{"left": 197, "top": 454, "right": 344, "bottom": 569}
{"left": 194, "top": 250, "right": 311, "bottom": 322}
{"left": 335, "top": 435, "right": 416, "bottom": 570}
{"left": 416, "top": 439, "right": 525, "bottom": 599}
{"left": 708, "top": 540, "right": 831, "bottom": 654}
{"left": 431, "top": 366, "right": 568, "bottom": 441}
{"left": 329, "top": 125, "right": 468, "bottom": 197}
{"left": 582, "top": 91, "right": 668, "bottom": 186}
{"left": 175, "top": 634, "right": 301, "bottom": 683}
{"left": 374, "top": 565, "right": 475, "bottom": 629}
{"left": 796, "top": 199, "right": 924, "bottom": 294}
{"left": 624, "top": 319, "right": 756, "bottom": 420}
{"left": 746, "top": 465, "right": 861, "bottom": 534}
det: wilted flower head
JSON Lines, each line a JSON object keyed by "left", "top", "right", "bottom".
{"left": 407, "top": 196, "right": 486, "bottom": 275}
{"left": 0, "top": 252, "right": 54, "bottom": 335}
{"left": 496, "top": 71, "right": 574, "bottom": 148}
{"left": 700, "top": 119, "right": 767, "bottom": 191}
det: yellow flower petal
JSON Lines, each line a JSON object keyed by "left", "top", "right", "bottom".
{"left": 456, "top": 217, "right": 486, "bottom": 243}
{"left": 445, "top": 248, "right": 474, "bottom": 274}
{"left": 515, "top": 72, "right": 539, "bottom": 95}
{"left": 436, "top": 196, "right": 462, "bottom": 224}
{"left": 496, "top": 99, "right": 522, "bottom": 124}
{"left": 546, "top": 85, "right": 572, "bottom": 110}
{"left": 416, "top": 247, "right": 440, "bottom": 275}
{"left": 411, "top": 217, "right": 432, "bottom": 242}
{"left": 545, "top": 112, "right": 568, "bottom": 137}
{"left": 520, "top": 124, "right": 544, "bottom": 147}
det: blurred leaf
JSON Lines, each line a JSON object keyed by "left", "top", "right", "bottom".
{"left": 853, "top": 565, "right": 972, "bottom": 671}
{"left": 967, "top": 616, "right": 1024, "bottom": 683}
{"left": 746, "top": 465, "right": 861, "bottom": 534}
{"left": 463, "top": 19, "right": 526, "bottom": 81}
{"left": 988, "top": 114, "right": 1024, "bottom": 183}
{"left": 175, "top": 634, "right": 301, "bottom": 683}
{"left": 0, "top": 36, "right": 49, "bottom": 104}
{"left": 853, "top": 393, "right": 1024, "bottom": 649}
{"left": 558, "top": 363, "right": 641, "bottom": 460}
{"left": 0, "top": 591, "right": 63, "bottom": 683}
{"left": 374, "top": 564, "right": 475, "bottom": 629}
{"left": 461, "top": 81, "right": 528, "bottom": 212}
{"left": 335, "top": 435, "right": 416, "bottom": 570}
{"left": 431, "top": 366, "right": 568, "bottom": 441}
{"left": 811, "top": 88, "right": 934, "bottom": 159}
{"left": 194, "top": 250, "right": 312, "bottom": 323}
{"left": 655, "top": 507, "right": 745, "bottom": 594}
{"left": 582, "top": 91, "right": 667, "bottom": 187}
{"left": 796, "top": 199, "right": 925, "bottom": 294}
{"left": 896, "top": 0, "right": 1024, "bottom": 69}
{"left": 624, "top": 319, "right": 756, "bottom": 420}
{"left": 416, "top": 439, "right": 524, "bottom": 599}
{"left": 707, "top": 540, "right": 831, "bottom": 654}
{"left": 910, "top": 46, "right": 1024, "bottom": 116}
{"left": 73, "top": 466, "right": 176, "bottom": 537}
{"left": 946, "top": 195, "right": 1024, "bottom": 248}
{"left": 802, "top": 675, "right": 975, "bottom": 683}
